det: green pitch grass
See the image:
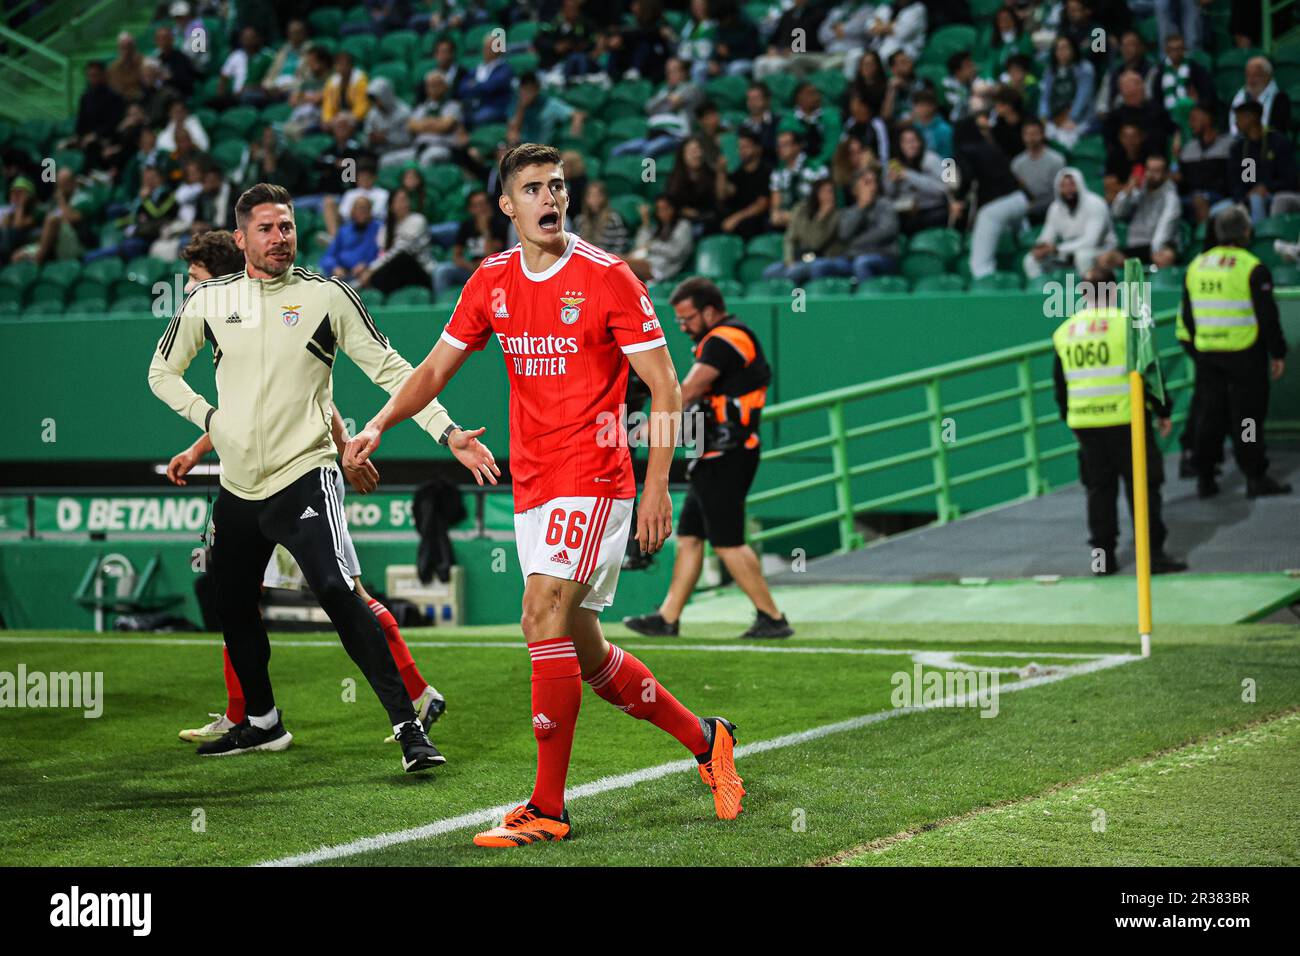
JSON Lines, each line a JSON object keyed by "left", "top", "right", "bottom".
{"left": 0, "top": 619, "right": 1297, "bottom": 867}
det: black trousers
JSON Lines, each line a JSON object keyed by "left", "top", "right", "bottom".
{"left": 368, "top": 251, "right": 432, "bottom": 295}
{"left": 211, "top": 465, "right": 413, "bottom": 726}
{"left": 1075, "top": 424, "right": 1167, "bottom": 556}
{"left": 1193, "top": 349, "right": 1272, "bottom": 481}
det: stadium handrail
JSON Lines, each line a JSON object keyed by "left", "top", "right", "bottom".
{"left": 1263, "top": 0, "right": 1300, "bottom": 50}
{"left": 746, "top": 289, "right": 1300, "bottom": 553}
{"left": 0, "top": 22, "right": 73, "bottom": 115}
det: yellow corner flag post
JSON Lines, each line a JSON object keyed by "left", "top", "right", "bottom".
{"left": 1123, "top": 259, "right": 1160, "bottom": 658}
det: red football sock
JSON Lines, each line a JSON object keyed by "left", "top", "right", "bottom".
{"left": 369, "top": 598, "right": 428, "bottom": 701}
{"left": 586, "top": 644, "right": 708, "bottom": 755}
{"left": 222, "top": 646, "right": 246, "bottom": 724}
{"left": 527, "top": 638, "right": 582, "bottom": 818}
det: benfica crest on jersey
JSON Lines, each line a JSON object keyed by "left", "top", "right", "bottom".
{"left": 281, "top": 305, "right": 301, "bottom": 327}
{"left": 559, "top": 293, "right": 584, "bottom": 325}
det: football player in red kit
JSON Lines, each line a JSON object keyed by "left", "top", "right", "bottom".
{"left": 346, "top": 142, "right": 745, "bottom": 846}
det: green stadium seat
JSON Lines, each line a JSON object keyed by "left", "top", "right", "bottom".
{"left": 745, "top": 233, "right": 785, "bottom": 260}
{"left": 920, "top": 24, "right": 978, "bottom": 68}
{"left": 763, "top": 73, "right": 797, "bottom": 108}
{"left": 694, "top": 234, "right": 744, "bottom": 279}
{"left": 0, "top": 299, "right": 21, "bottom": 317}
{"left": 912, "top": 274, "right": 966, "bottom": 293}
{"left": 340, "top": 34, "right": 379, "bottom": 68}
{"left": 507, "top": 52, "right": 540, "bottom": 75}
{"left": 70, "top": 279, "right": 110, "bottom": 305}
{"left": 371, "top": 60, "right": 414, "bottom": 96}
{"left": 808, "top": 69, "right": 846, "bottom": 104}
{"left": 259, "top": 101, "right": 293, "bottom": 126}
{"left": 461, "top": 21, "right": 498, "bottom": 54}
{"left": 608, "top": 79, "right": 653, "bottom": 111}
{"left": 307, "top": 7, "right": 344, "bottom": 37}
{"left": 1150, "top": 266, "right": 1186, "bottom": 289}
{"left": 109, "top": 278, "right": 148, "bottom": 303}
{"left": 603, "top": 155, "right": 655, "bottom": 198}
{"left": 704, "top": 74, "right": 748, "bottom": 111}
{"left": 907, "top": 227, "right": 962, "bottom": 263}
{"left": 748, "top": 277, "right": 795, "bottom": 297}
{"left": 1068, "top": 136, "right": 1106, "bottom": 167}
{"left": 66, "top": 298, "right": 107, "bottom": 316}
{"left": 38, "top": 260, "right": 82, "bottom": 288}
{"left": 506, "top": 21, "right": 542, "bottom": 49}
{"left": 607, "top": 193, "right": 644, "bottom": 229}
{"left": 110, "top": 294, "right": 152, "bottom": 314}
{"left": 341, "top": 5, "right": 372, "bottom": 28}
{"left": 379, "top": 29, "right": 420, "bottom": 66}
{"left": 125, "top": 256, "right": 172, "bottom": 288}
{"left": 714, "top": 278, "right": 745, "bottom": 300}
{"left": 1254, "top": 214, "right": 1300, "bottom": 241}
{"left": 53, "top": 148, "right": 85, "bottom": 174}
{"left": 1272, "top": 263, "right": 1300, "bottom": 286}
{"left": 605, "top": 115, "right": 650, "bottom": 143}
{"left": 0, "top": 260, "right": 38, "bottom": 289}
{"left": 737, "top": 255, "right": 775, "bottom": 286}
{"left": 468, "top": 123, "right": 508, "bottom": 156}
{"left": 386, "top": 286, "right": 433, "bottom": 306}
{"left": 216, "top": 105, "right": 259, "bottom": 140}
{"left": 900, "top": 253, "right": 948, "bottom": 282}
{"left": 969, "top": 271, "right": 1023, "bottom": 293}
{"left": 1028, "top": 270, "right": 1069, "bottom": 293}
{"left": 435, "top": 285, "right": 461, "bottom": 303}
{"left": 805, "top": 276, "right": 853, "bottom": 296}
{"left": 1249, "top": 240, "right": 1284, "bottom": 268}
{"left": 359, "top": 288, "right": 386, "bottom": 310}
{"left": 26, "top": 281, "right": 68, "bottom": 308}
{"left": 855, "top": 275, "right": 910, "bottom": 295}
{"left": 561, "top": 85, "right": 607, "bottom": 114}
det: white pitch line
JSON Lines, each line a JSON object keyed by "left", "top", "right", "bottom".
{"left": 255, "top": 652, "right": 1140, "bottom": 867}
{"left": 0, "top": 634, "right": 1126, "bottom": 660}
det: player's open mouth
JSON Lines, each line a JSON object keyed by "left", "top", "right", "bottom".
{"left": 538, "top": 212, "right": 560, "bottom": 233}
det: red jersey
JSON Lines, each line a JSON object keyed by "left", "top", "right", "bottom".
{"left": 440, "top": 233, "right": 667, "bottom": 512}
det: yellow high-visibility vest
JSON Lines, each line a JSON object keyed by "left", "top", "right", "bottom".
{"left": 1185, "top": 246, "right": 1260, "bottom": 352}
{"left": 1053, "top": 307, "right": 1131, "bottom": 428}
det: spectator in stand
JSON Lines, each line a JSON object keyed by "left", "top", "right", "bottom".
{"left": 666, "top": 137, "right": 720, "bottom": 235}
{"left": 407, "top": 0, "right": 486, "bottom": 34}
{"left": 999, "top": 52, "right": 1040, "bottom": 115}
{"left": 217, "top": 27, "right": 274, "bottom": 107}
{"left": 263, "top": 18, "right": 311, "bottom": 100}
{"left": 432, "top": 36, "right": 465, "bottom": 95}
{"left": 1150, "top": 0, "right": 1206, "bottom": 52}
{"left": 507, "top": 72, "right": 585, "bottom": 148}
{"left": 769, "top": 128, "right": 830, "bottom": 229}
{"left": 709, "top": 0, "right": 761, "bottom": 77}
{"left": 906, "top": 89, "right": 953, "bottom": 160}
{"left": 341, "top": 0, "right": 412, "bottom": 36}
{"left": 1012, "top": 117, "right": 1066, "bottom": 225}
{"left": 625, "top": 194, "right": 695, "bottom": 282}
{"left": 718, "top": 130, "right": 772, "bottom": 241}
{"left": 286, "top": 45, "right": 335, "bottom": 136}
{"left": 165, "top": 125, "right": 203, "bottom": 186}
{"left": 761, "top": 177, "right": 846, "bottom": 283}
{"left": 1228, "top": 101, "right": 1300, "bottom": 220}
{"left": 954, "top": 102, "right": 1030, "bottom": 279}
{"left": 1096, "top": 153, "right": 1182, "bottom": 270}
{"left": 864, "top": 0, "right": 928, "bottom": 64}
{"left": 830, "top": 135, "right": 873, "bottom": 196}
{"left": 108, "top": 31, "right": 145, "bottom": 103}
{"left": 242, "top": 124, "right": 308, "bottom": 195}
{"left": 0, "top": 177, "right": 38, "bottom": 264}
{"left": 844, "top": 91, "right": 891, "bottom": 165}
{"left": 1103, "top": 70, "right": 1173, "bottom": 157}
{"left": 604, "top": 0, "right": 674, "bottom": 84}
{"left": 836, "top": 166, "right": 901, "bottom": 280}
{"left": 881, "top": 49, "right": 930, "bottom": 120}
{"left": 11, "top": 168, "right": 92, "bottom": 264}
{"left": 1096, "top": 30, "right": 1153, "bottom": 119}
{"left": 361, "top": 189, "right": 435, "bottom": 294}
{"left": 791, "top": 83, "right": 830, "bottom": 162}
{"left": 885, "top": 125, "right": 951, "bottom": 234}
{"left": 365, "top": 77, "right": 415, "bottom": 167}
{"left": 694, "top": 101, "right": 725, "bottom": 169}
{"left": 1103, "top": 120, "right": 1148, "bottom": 202}
{"left": 137, "top": 57, "right": 173, "bottom": 128}
{"left": 1175, "top": 103, "right": 1232, "bottom": 224}
{"left": 849, "top": 50, "right": 888, "bottom": 115}
{"left": 305, "top": 118, "right": 370, "bottom": 222}
{"left": 434, "top": 189, "right": 508, "bottom": 294}
{"left": 942, "top": 50, "right": 980, "bottom": 123}
{"left": 571, "top": 180, "right": 630, "bottom": 253}
{"left": 986, "top": 5, "right": 1035, "bottom": 76}
{"left": 87, "top": 162, "right": 177, "bottom": 262}
{"left": 157, "top": 99, "right": 209, "bottom": 152}
{"left": 818, "top": 2, "right": 876, "bottom": 79}
{"left": 320, "top": 194, "right": 381, "bottom": 285}
{"left": 459, "top": 31, "right": 515, "bottom": 127}
{"left": 73, "top": 61, "right": 126, "bottom": 171}
{"left": 330, "top": 160, "right": 390, "bottom": 237}
{"left": 536, "top": 0, "right": 602, "bottom": 82}
{"left": 753, "top": 0, "right": 832, "bottom": 79}
{"left": 323, "top": 51, "right": 371, "bottom": 126}
{"left": 1151, "top": 32, "right": 1213, "bottom": 113}
{"left": 741, "top": 81, "right": 778, "bottom": 163}
{"left": 168, "top": 1, "right": 209, "bottom": 75}
{"left": 1059, "top": 0, "right": 1106, "bottom": 73}
{"left": 1024, "top": 166, "right": 1116, "bottom": 277}
{"left": 393, "top": 69, "right": 463, "bottom": 166}
{"left": 153, "top": 25, "right": 195, "bottom": 100}
{"left": 1229, "top": 57, "right": 1293, "bottom": 136}
{"left": 676, "top": 0, "right": 717, "bottom": 86}
{"left": 610, "top": 57, "right": 701, "bottom": 157}
{"left": 1040, "top": 34, "right": 1096, "bottom": 150}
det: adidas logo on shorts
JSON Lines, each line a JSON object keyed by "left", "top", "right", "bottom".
{"left": 550, "top": 550, "right": 572, "bottom": 566}
{"left": 300, "top": 506, "right": 318, "bottom": 519}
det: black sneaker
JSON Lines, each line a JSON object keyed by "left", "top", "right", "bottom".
{"left": 742, "top": 611, "right": 793, "bottom": 639}
{"left": 1247, "top": 475, "right": 1293, "bottom": 498}
{"left": 1152, "top": 553, "right": 1188, "bottom": 574}
{"left": 1197, "top": 475, "right": 1220, "bottom": 499}
{"left": 396, "top": 720, "right": 446, "bottom": 773}
{"left": 622, "top": 612, "right": 679, "bottom": 636}
{"left": 196, "top": 714, "right": 293, "bottom": 756}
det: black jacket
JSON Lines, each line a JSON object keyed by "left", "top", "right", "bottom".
{"left": 413, "top": 476, "right": 467, "bottom": 584}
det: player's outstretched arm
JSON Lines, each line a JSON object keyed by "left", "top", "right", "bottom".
{"left": 627, "top": 344, "right": 682, "bottom": 555}
{"left": 345, "top": 338, "right": 470, "bottom": 467}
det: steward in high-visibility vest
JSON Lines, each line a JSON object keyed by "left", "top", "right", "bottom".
{"left": 1182, "top": 205, "right": 1291, "bottom": 499}
{"left": 1052, "top": 304, "right": 1184, "bottom": 576}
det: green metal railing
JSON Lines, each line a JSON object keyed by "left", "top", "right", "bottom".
{"left": 0, "top": 22, "right": 73, "bottom": 116}
{"left": 748, "top": 311, "right": 1195, "bottom": 554}
{"left": 1263, "top": 0, "right": 1300, "bottom": 51}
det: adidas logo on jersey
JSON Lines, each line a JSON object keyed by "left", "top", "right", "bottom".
{"left": 550, "top": 550, "right": 572, "bottom": 566}
{"left": 533, "top": 713, "right": 557, "bottom": 731}
{"left": 300, "top": 506, "right": 319, "bottom": 519}
{"left": 494, "top": 304, "right": 510, "bottom": 318}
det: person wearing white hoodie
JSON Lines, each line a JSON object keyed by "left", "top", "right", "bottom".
{"left": 1024, "top": 165, "right": 1116, "bottom": 278}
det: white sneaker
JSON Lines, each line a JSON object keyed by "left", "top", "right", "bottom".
{"left": 179, "top": 713, "right": 235, "bottom": 743}
{"left": 384, "top": 685, "right": 446, "bottom": 742}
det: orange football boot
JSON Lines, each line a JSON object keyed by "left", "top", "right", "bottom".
{"left": 473, "top": 803, "right": 572, "bottom": 847}
{"left": 697, "top": 717, "right": 745, "bottom": 819}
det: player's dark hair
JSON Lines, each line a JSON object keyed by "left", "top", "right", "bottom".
{"left": 183, "top": 229, "right": 245, "bottom": 277}
{"left": 499, "top": 142, "right": 563, "bottom": 191}
{"left": 669, "top": 276, "right": 727, "bottom": 315}
{"left": 235, "top": 182, "right": 293, "bottom": 230}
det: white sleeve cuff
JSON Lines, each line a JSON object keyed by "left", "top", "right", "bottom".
{"left": 440, "top": 329, "right": 469, "bottom": 351}
{"left": 621, "top": 336, "right": 667, "bottom": 355}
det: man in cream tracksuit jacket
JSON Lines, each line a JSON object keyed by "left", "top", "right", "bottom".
{"left": 147, "top": 183, "right": 495, "bottom": 771}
